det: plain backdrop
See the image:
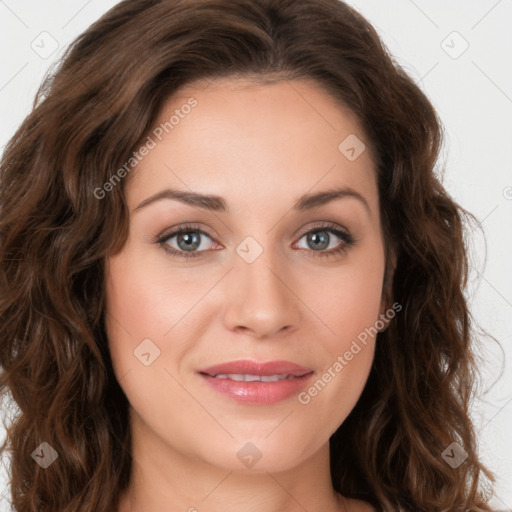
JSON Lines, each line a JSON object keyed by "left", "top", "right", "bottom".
{"left": 0, "top": 1, "right": 511, "bottom": 510}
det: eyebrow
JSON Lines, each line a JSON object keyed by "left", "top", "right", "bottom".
{"left": 133, "top": 186, "right": 371, "bottom": 214}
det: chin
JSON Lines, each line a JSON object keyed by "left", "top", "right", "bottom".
{"left": 198, "top": 436, "right": 316, "bottom": 474}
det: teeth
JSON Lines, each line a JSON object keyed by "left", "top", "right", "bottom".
{"left": 212, "top": 373, "right": 293, "bottom": 382}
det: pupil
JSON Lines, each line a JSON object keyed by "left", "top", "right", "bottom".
{"left": 179, "top": 231, "right": 200, "bottom": 251}
{"left": 309, "top": 231, "right": 328, "bottom": 250}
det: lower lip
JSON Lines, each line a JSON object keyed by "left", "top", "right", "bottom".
{"left": 198, "top": 372, "right": 314, "bottom": 404}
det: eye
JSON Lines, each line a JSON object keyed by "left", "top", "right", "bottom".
{"left": 293, "top": 222, "right": 356, "bottom": 259}
{"left": 156, "top": 221, "right": 356, "bottom": 260}
{"left": 156, "top": 223, "right": 218, "bottom": 259}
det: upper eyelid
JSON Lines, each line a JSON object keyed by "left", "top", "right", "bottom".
{"left": 296, "top": 222, "right": 350, "bottom": 237}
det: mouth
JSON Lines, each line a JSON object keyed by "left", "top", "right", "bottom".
{"left": 196, "top": 360, "right": 315, "bottom": 404}
{"left": 201, "top": 373, "right": 304, "bottom": 382}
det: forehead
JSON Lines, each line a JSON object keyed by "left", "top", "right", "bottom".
{"left": 126, "top": 77, "right": 379, "bottom": 218}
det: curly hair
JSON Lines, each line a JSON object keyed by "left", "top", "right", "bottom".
{"left": 0, "top": 0, "right": 497, "bottom": 510}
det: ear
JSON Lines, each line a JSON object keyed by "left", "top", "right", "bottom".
{"left": 377, "top": 247, "right": 397, "bottom": 332}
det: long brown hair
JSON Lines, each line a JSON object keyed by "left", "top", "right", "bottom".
{"left": 0, "top": 0, "right": 497, "bottom": 510}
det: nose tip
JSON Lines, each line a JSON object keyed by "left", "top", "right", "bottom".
{"left": 222, "top": 253, "right": 301, "bottom": 339}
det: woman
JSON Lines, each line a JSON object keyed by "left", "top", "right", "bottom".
{"left": 0, "top": 0, "right": 497, "bottom": 510}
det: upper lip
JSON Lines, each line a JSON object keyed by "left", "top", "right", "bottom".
{"left": 197, "top": 360, "right": 314, "bottom": 377}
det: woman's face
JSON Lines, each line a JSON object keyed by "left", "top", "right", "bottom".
{"left": 105, "top": 77, "right": 389, "bottom": 474}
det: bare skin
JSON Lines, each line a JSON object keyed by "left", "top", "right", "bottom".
{"left": 107, "top": 77, "right": 387, "bottom": 512}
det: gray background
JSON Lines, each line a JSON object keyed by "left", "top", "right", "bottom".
{"left": 0, "top": 1, "right": 511, "bottom": 510}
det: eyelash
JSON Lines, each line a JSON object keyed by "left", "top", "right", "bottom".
{"left": 156, "top": 222, "right": 356, "bottom": 260}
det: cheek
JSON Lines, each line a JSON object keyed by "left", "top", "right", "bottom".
{"left": 104, "top": 249, "right": 170, "bottom": 375}
{"left": 306, "top": 247, "right": 385, "bottom": 349}
{"left": 296, "top": 295, "right": 380, "bottom": 436}
{"left": 296, "top": 246, "right": 384, "bottom": 412}
{"left": 104, "top": 247, "right": 219, "bottom": 387}
{"left": 105, "top": 247, "right": 200, "bottom": 341}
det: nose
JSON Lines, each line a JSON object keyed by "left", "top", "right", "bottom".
{"left": 222, "top": 245, "right": 302, "bottom": 339}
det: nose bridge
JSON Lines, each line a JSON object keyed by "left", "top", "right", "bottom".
{"left": 222, "top": 233, "right": 300, "bottom": 336}
{"left": 237, "top": 233, "right": 288, "bottom": 306}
